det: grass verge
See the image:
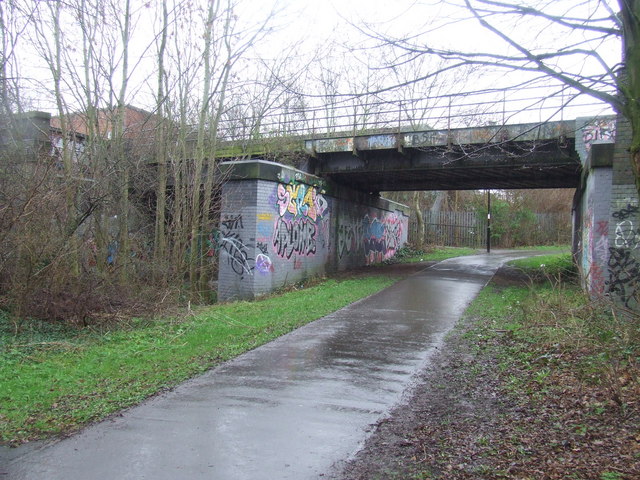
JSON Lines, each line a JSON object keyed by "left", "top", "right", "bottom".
{"left": 507, "top": 251, "right": 577, "bottom": 282}
{"left": 511, "top": 244, "right": 571, "bottom": 252}
{"left": 391, "top": 245, "right": 478, "bottom": 264}
{"left": 1, "top": 275, "right": 396, "bottom": 446}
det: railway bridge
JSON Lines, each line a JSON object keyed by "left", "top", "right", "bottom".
{"left": 217, "top": 114, "right": 638, "bottom": 311}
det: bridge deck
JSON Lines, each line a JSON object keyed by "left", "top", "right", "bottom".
{"left": 303, "top": 121, "right": 581, "bottom": 191}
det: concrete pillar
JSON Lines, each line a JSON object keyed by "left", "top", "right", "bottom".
{"left": 576, "top": 142, "right": 613, "bottom": 296}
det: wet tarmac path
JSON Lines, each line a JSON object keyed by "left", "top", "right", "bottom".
{"left": 3, "top": 251, "right": 541, "bottom": 479}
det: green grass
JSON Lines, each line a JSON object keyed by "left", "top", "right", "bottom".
{"left": 459, "top": 270, "right": 639, "bottom": 475}
{"left": 464, "top": 266, "right": 638, "bottom": 403}
{"left": 0, "top": 275, "right": 396, "bottom": 445}
{"left": 511, "top": 244, "right": 570, "bottom": 252}
{"left": 507, "top": 251, "right": 577, "bottom": 280}
{"left": 392, "top": 246, "right": 478, "bottom": 264}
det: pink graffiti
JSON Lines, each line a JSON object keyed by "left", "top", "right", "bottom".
{"left": 595, "top": 220, "right": 608, "bottom": 237}
{"left": 582, "top": 119, "right": 615, "bottom": 152}
{"left": 382, "top": 214, "right": 403, "bottom": 254}
{"left": 595, "top": 234, "right": 609, "bottom": 260}
{"left": 590, "top": 264, "right": 606, "bottom": 295}
{"left": 276, "top": 183, "right": 328, "bottom": 221}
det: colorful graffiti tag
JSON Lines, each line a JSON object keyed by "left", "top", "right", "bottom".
{"left": 582, "top": 206, "right": 609, "bottom": 296}
{"left": 338, "top": 212, "right": 405, "bottom": 264}
{"left": 272, "top": 182, "right": 329, "bottom": 259}
{"left": 255, "top": 253, "right": 274, "bottom": 274}
{"left": 276, "top": 183, "right": 328, "bottom": 222}
{"left": 363, "top": 213, "right": 404, "bottom": 264}
{"left": 582, "top": 118, "right": 616, "bottom": 152}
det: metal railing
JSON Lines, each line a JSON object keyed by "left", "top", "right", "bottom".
{"left": 216, "top": 82, "right": 615, "bottom": 151}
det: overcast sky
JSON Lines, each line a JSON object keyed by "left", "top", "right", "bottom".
{"left": 18, "top": 0, "right": 619, "bottom": 124}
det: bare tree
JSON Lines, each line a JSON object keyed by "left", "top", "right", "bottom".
{"left": 361, "top": 0, "right": 638, "bottom": 194}
{"left": 153, "top": 0, "right": 169, "bottom": 277}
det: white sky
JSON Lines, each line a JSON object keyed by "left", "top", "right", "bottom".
{"left": 17, "top": 0, "right": 619, "bottom": 125}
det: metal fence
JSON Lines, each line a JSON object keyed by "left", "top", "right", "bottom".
{"left": 216, "top": 82, "right": 614, "bottom": 150}
{"left": 408, "top": 211, "right": 571, "bottom": 248}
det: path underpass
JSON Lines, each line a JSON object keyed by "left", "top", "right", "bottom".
{"left": 3, "top": 250, "right": 550, "bottom": 480}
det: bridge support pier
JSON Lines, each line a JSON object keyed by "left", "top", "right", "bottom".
{"left": 574, "top": 115, "right": 639, "bottom": 311}
{"left": 216, "top": 160, "right": 409, "bottom": 302}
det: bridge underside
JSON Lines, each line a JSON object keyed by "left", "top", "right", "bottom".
{"left": 303, "top": 122, "right": 582, "bottom": 192}
{"left": 311, "top": 141, "right": 580, "bottom": 192}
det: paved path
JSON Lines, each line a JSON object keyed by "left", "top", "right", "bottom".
{"left": 3, "top": 251, "right": 539, "bottom": 479}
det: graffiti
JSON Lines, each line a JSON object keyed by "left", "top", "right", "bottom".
{"left": 256, "top": 242, "right": 269, "bottom": 255}
{"left": 615, "top": 220, "right": 640, "bottom": 249}
{"left": 405, "top": 130, "right": 448, "bottom": 148}
{"left": 273, "top": 217, "right": 317, "bottom": 259}
{"left": 612, "top": 203, "right": 639, "bottom": 221}
{"left": 315, "top": 137, "right": 353, "bottom": 152}
{"left": 362, "top": 213, "right": 404, "bottom": 264}
{"left": 257, "top": 213, "right": 273, "bottom": 221}
{"left": 221, "top": 237, "right": 253, "bottom": 277}
{"left": 363, "top": 215, "right": 386, "bottom": 264}
{"left": 211, "top": 214, "right": 253, "bottom": 278}
{"left": 383, "top": 214, "right": 403, "bottom": 253}
{"left": 50, "top": 134, "right": 85, "bottom": 163}
{"left": 606, "top": 203, "right": 640, "bottom": 307}
{"left": 367, "top": 134, "right": 395, "bottom": 149}
{"left": 272, "top": 181, "right": 330, "bottom": 261}
{"left": 293, "top": 257, "right": 303, "bottom": 270}
{"left": 595, "top": 220, "right": 609, "bottom": 237}
{"left": 221, "top": 214, "right": 243, "bottom": 231}
{"left": 337, "top": 213, "right": 405, "bottom": 263}
{"left": 607, "top": 247, "right": 640, "bottom": 308}
{"left": 582, "top": 209, "right": 608, "bottom": 295}
{"left": 582, "top": 119, "right": 616, "bottom": 152}
{"left": 338, "top": 223, "right": 364, "bottom": 259}
{"left": 364, "top": 239, "right": 386, "bottom": 264}
{"left": 257, "top": 223, "right": 272, "bottom": 238}
{"left": 276, "top": 182, "right": 328, "bottom": 222}
{"left": 595, "top": 230, "right": 609, "bottom": 260}
{"left": 590, "top": 264, "right": 607, "bottom": 296}
{"left": 255, "top": 253, "right": 274, "bottom": 274}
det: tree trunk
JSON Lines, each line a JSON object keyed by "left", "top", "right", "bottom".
{"left": 189, "top": 0, "right": 220, "bottom": 300}
{"left": 615, "top": 1, "right": 639, "bottom": 197}
{"left": 154, "top": 0, "right": 169, "bottom": 281}
{"left": 116, "top": 0, "right": 131, "bottom": 283}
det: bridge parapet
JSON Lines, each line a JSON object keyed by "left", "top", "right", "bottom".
{"left": 574, "top": 116, "right": 617, "bottom": 164}
{"left": 304, "top": 120, "right": 578, "bottom": 156}
{"left": 300, "top": 117, "right": 619, "bottom": 192}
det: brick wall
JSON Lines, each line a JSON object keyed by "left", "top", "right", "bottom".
{"left": 217, "top": 160, "right": 409, "bottom": 301}
{"left": 607, "top": 117, "right": 640, "bottom": 310}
